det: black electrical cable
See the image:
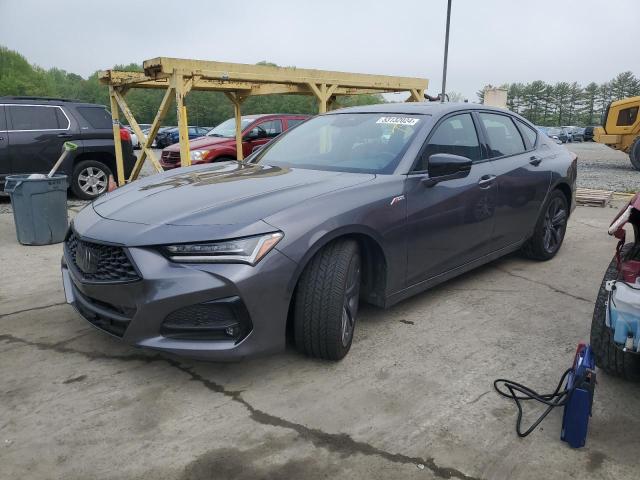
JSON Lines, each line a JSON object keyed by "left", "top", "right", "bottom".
{"left": 494, "top": 368, "right": 575, "bottom": 437}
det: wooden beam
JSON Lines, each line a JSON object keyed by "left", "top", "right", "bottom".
{"left": 128, "top": 86, "right": 173, "bottom": 181}
{"left": 173, "top": 73, "right": 191, "bottom": 167}
{"left": 108, "top": 87, "right": 125, "bottom": 186}
{"left": 224, "top": 92, "right": 246, "bottom": 161}
{"left": 111, "top": 88, "right": 163, "bottom": 176}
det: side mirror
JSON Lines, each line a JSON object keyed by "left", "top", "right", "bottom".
{"left": 423, "top": 153, "right": 472, "bottom": 187}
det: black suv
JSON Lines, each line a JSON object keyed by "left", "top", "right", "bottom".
{"left": 0, "top": 97, "right": 136, "bottom": 199}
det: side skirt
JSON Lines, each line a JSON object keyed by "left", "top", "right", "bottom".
{"left": 383, "top": 241, "right": 523, "bottom": 308}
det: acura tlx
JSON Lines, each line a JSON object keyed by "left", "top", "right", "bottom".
{"left": 62, "top": 103, "right": 576, "bottom": 361}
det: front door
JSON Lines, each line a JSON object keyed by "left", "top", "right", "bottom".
{"left": 405, "top": 112, "right": 498, "bottom": 286}
{"left": 6, "top": 104, "right": 74, "bottom": 175}
{"left": 476, "top": 112, "right": 551, "bottom": 248}
{"left": 243, "top": 119, "right": 283, "bottom": 156}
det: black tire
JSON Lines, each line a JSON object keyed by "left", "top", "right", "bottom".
{"left": 293, "top": 239, "right": 361, "bottom": 361}
{"left": 521, "top": 189, "right": 569, "bottom": 261}
{"left": 71, "top": 160, "right": 112, "bottom": 200}
{"left": 590, "top": 244, "right": 640, "bottom": 381}
{"left": 629, "top": 136, "right": 640, "bottom": 171}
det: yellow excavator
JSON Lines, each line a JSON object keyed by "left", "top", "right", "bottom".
{"left": 594, "top": 96, "right": 640, "bottom": 170}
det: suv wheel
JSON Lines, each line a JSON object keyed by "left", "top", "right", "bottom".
{"left": 521, "top": 190, "right": 568, "bottom": 261}
{"left": 590, "top": 244, "right": 640, "bottom": 380}
{"left": 71, "top": 160, "right": 112, "bottom": 200}
{"left": 293, "top": 239, "right": 361, "bottom": 361}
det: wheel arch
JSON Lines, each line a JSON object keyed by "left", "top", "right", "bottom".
{"left": 553, "top": 181, "right": 573, "bottom": 213}
{"left": 284, "top": 227, "right": 389, "bottom": 339}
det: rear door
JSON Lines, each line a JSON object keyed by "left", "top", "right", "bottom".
{"left": 477, "top": 112, "right": 551, "bottom": 248}
{"left": 6, "top": 104, "right": 75, "bottom": 174}
{"left": 0, "top": 106, "right": 9, "bottom": 185}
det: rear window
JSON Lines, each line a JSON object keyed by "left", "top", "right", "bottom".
{"left": 0, "top": 106, "right": 6, "bottom": 130}
{"left": 517, "top": 120, "right": 537, "bottom": 148}
{"left": 76, "top": 107, "right": 113, "bottom": 129}
{"left": 7, "top": 105, "right": 68, "bottom": 130}
{"left": 479, "top": 113, "right": 526, "bottom": 157}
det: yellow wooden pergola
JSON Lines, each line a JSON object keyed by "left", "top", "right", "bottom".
{"left": 99, "top": 57, "right": 429, "bottom": 185}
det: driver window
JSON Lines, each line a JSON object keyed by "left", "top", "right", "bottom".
{"left": 250, "top": 119, "right": 283, "bottom": 139}
{"left": 416, "top": 113, "right": 481, "bottom": 171}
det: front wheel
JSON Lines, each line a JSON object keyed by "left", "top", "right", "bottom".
{"left": 71, "top": 160, "right": 112, "bottom": 200}
{"left": 629, "top": 137, "right": 640, "bottom": 171}
{"left": 293, "top": 239, "right": 361, "bottom": 361}
{"left": 521, "top": 190, "right": 568, "bottom": 261}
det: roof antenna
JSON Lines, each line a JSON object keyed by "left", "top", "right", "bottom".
{"left": 440, "top": 0, "right": 452, "bottom": 103}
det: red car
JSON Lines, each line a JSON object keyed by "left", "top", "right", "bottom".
{"left": 160, "top": 113, "right": 309, "bottom": 169}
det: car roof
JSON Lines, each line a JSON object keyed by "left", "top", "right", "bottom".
{"left": 0, "top": 96, "right": 106, "bottom": 108}
{"left": 328, "top": 102, "right": 520, "bottom": 116}
{"left": 240, "top": 113, "right": 311, "bottom": 120}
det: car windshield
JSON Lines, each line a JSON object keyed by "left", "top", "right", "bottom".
{"left": 251, "top": 113, "right": 426, "bottom": 173}
{"left": 207, "top": 118, "right": 254, "bottom": 138}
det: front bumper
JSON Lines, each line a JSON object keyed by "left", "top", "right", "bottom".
{"left": 62, "top": 242, "right": 297, "bottom": 361}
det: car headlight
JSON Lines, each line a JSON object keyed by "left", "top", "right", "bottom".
{"left": 164, "top": 232, "right": 284, "bottom": 265}
{"left": 190, "top": 150, "right": 210, "bottom": 161}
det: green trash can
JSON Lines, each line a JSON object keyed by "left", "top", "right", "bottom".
{"left": 4, "top": 174, "right": 69, "bottom": 245}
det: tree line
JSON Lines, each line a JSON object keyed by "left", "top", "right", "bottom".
{"left": 477, "top": 72, "right": 640, "bottom": 127}
{"left": 0, "top": 46, "right": 382, "bottom": 128}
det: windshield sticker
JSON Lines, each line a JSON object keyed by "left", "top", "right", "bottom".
{"left": 376, "top": 116, "right": 420, "bottom": 126}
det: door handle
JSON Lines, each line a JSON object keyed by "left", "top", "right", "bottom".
{"left": 529, "top": 156, "right": 542, "bottom": 166}
{"left": 57, "top": 133, "right": 72, "bottom": 138}
{"left": 478, "top": 174, "right": 496, "bottom": 188}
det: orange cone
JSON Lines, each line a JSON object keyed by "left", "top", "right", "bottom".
{"left": 107, "top": 174, "right": 118, "bottom": 192}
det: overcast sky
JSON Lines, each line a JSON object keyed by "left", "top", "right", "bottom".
{"left": 1, "top": 0, "right": 639, "bottom": 101}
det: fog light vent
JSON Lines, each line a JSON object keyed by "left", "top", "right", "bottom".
{"left": 160, "top": 296, "right": 252, "bottom": 343}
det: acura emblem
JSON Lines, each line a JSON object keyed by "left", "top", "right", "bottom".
{"left": 75, "top": 242, "right": 98, "bottom": 274}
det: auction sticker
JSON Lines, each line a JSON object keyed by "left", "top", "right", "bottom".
{"left": 376, "top": 116, "right": 420, "bottom": 126}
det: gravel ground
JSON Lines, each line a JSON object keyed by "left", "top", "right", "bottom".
{"left": 567, "top": 141, "right": 640, "bottom": 192}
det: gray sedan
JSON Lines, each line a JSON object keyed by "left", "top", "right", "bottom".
{"left": 62, "top": 103, "right": 576, "bottom": 361}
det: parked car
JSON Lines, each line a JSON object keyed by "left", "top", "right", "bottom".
{"left": 152, "top": 126, "right": 176, "bottom": 148}
{"left": 124, "top": 126, "right": 139, "bottom": 149}
{"left": 155, "top": 126, "right": 209, "bottom": 149}
{"left": 62, "top": 103, "right": 576, "bottom": 361}
{"left": 536, "top": 126, "right": 562, "bottom": 144}
{"left": 565, "top": 126, "right": 584, "bottom": 142}
{"left": 583, "top": 126, "right": 596, "bottom": 141}
{"left": 591, "top": 193, "right": 640, "bottom": 380}
{"left": 0, "top": 96, "right": 136, "bottom": 199}
{"left": 160, "top": 114, "right": 310, "bottom": 169}
{"left": 547, "top": 127, "right": 569, "bottom": 143}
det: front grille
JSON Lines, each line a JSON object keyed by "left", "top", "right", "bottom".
{"left": 160, "top": 297, "right": 252, "bottom": 342}
{"left": 65, "top": 231, "right": 140, "bottom": 283}
{"left": 161, "top": 150, "right": 180, "bottom": 163}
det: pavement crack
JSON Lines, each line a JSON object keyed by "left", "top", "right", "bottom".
{"left": 0, "top": 333, "right": 482, "bottom": 480}
{"left": 496, "top": 267, "right": 593, "bottom": 303}
{"left": 468, "top": 391, "right": 491, "bottom": 405}
{"left": 0, "top": 301, "right": 67, "bottom": 320}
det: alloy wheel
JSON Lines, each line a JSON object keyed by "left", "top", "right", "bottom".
{"left": 78, "top": 166, "right": 108, "bottom": 196}
{"left": 340, "top": 258, "right": 361, "bottom": 347}
{"left": 542, "top": 197, "right": 567, "bottom": 254}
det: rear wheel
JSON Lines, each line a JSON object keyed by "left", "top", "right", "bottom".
{"left": 293, "top": 239, "right": 361, "bottom": 361}
{"left": 521, "top": 190, "right": 568, "bottom": 261}
{"left": 629, "top": 136, "right": 640, "bottom": 171}
{"left": 71, "top": 160, "right": 112, "bottom": 200}
{"left": 590, "top": 245, "right": 640, "bottom": 380}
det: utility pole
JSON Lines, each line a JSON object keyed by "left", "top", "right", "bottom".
{"left": 440, "top": 0, "right": 452, "bottom": 102}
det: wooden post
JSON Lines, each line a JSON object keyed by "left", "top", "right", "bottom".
{"left": 225, "top": 92, "right": 246, "bottom": 161}
{"left": 108, "top": 86, "right": 125, "bottom": 186}
{"left": 173, "top": 73, "right": 191, "bottom": 167}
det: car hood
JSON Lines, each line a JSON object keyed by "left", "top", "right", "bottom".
{"left": 163, "top": 135, "right": 233, "bottom": 151}
{"left": 92, "top": 161, "right": 374, "bottom": 228}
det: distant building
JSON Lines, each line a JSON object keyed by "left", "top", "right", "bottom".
{"left": 483, "top": 87, "right": 508, "bottom": 108}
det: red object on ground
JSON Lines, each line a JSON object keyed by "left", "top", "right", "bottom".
{"left": 107, "top": 175, "right": 117, "bottom": 192}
